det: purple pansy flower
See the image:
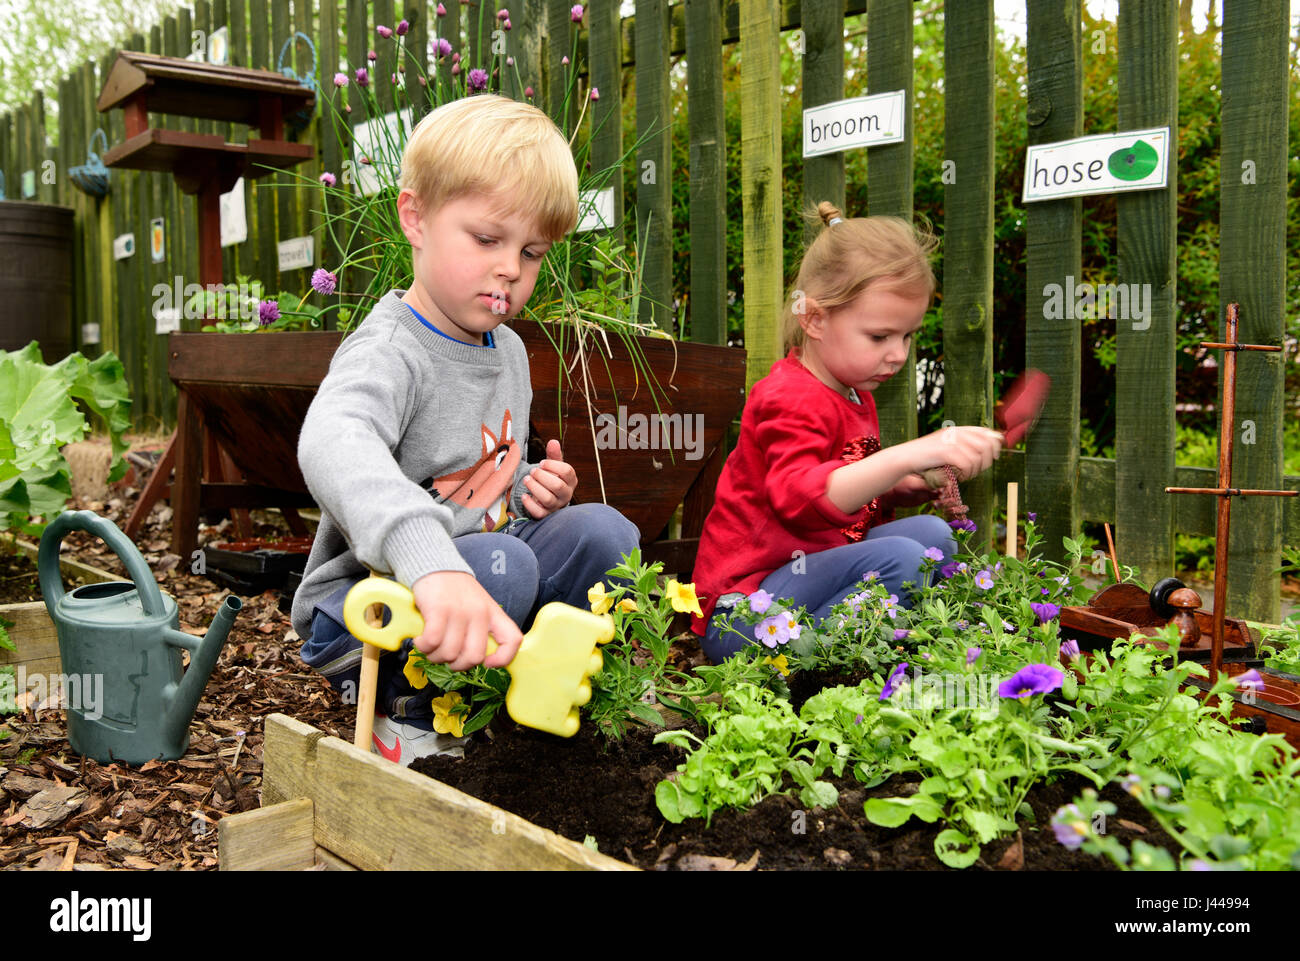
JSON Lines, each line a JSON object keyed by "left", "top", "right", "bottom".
{"left": 310, "top": 269, "right": 338, "bottom": 296}
{"left": 966, "top": 646, "right": 982, "bottom": 665}
{"left": 974, "top": 569, "right": 994, "bottom": 591}
{"left": 748, "top": 589, "right": 774, "bottom": 615}
{"left": 998, "top": 663, "right": 1065, "bottom": 699}
{"left": 939, "top": 561, "right": 961, "bottom": 579}
{"left": 755, "top": 614, "right": 789, "bottom": 649}
{"left": 853, "top": 713, "right": 864, "bottom": 726}
{"left": 1236, "top": 669, "right": 1264, "bottom": 691}
{"left": 893, "top": 629, "right": 910, "bottom": 641}
{"left": 1027, "top": 512, "right": 1037, "bottom": 521}
{"left": 923, "top": 546, "right": 944, "bottom": 562}
{"left": 257, "top": 300, "right": 280, "bottom": 325}
{"left": 883, "top": 594, "right": 899, "bottom": 620}
{"left": 949, "top": 518, "right": 977, "bottom": 532}
{"left": 468, "top": 68, "right": 489, "bottom": 91}
{"left": 1060, "top": 639, "right": 1081, "bottom": 661}
{"left": 1030, "top": 601, "right": 1061, "bottom": 624}
{"left": 1051, "top": 805, "right": 1087, "bottom": 850}
{"left": 781, "top": 612, "right": 802, "bottom": 640}
{"left": 879, "top": 662, "right": 909, "bottom": 701}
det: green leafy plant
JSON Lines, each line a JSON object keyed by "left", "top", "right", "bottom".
{"left": 0, "top": 342, "right": 131, "bottom": 539}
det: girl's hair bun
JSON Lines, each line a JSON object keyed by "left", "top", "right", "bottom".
{"left": 817, "top": 201, "right": 846, "bottom": 227}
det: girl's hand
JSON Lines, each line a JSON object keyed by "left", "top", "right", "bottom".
{"left": 905, "top": 425, "right": 1004, "bottom": 482}
{"left": 884, "top": 472, "right": 937, "bottom": 509}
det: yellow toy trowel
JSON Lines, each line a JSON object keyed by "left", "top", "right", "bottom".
{"left": 343, "top": 574, "right": 615, "bottom": 748}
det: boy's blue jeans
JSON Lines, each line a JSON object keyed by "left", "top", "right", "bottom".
{"left": 701, "top": 513, "right": 957, "bottom": 664}
{"left": 299, "top": 503, "right": 640, "bottom": 723}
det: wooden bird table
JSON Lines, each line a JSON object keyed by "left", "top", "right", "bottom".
{"left": 98, "top": 51, "right": 316, "bottom": 547}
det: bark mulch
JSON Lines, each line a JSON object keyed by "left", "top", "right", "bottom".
{"left": 1, "top": 480, "right": 352, "bottom": 871}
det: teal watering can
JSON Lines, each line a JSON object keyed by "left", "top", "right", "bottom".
{"left": 38, "top": 510, "right": 242, "bottom": 764}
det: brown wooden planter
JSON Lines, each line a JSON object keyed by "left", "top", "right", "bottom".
{"left": 159, "top": 326, "right": 746, "bottom": 574}
{"left": 218, "top": 713, "right": 635, "bottom": 870}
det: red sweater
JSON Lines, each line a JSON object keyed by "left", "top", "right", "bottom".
{"left": 691, "top": 352, "right": 894, "bottom": 634}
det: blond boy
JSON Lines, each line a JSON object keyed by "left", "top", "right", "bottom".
{"left": 292, "top": 95, "right": 639, "bottom": 765}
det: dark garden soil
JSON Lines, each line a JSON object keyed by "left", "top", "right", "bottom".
{"left": 413, "top": 710, "right": 1179, "bottom": 871}
{"left": 0, "top": 550, "right": 53, "bottom": 605}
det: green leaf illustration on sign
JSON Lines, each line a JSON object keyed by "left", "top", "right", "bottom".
{"left": 1107, "top": 139, "right": 1159, "bottom": 181}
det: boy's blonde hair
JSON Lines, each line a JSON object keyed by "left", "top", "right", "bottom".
{"left": 399, "top": 94, "right": 579, "bottom": 240}
{"left": 782, "top": 202, "right": 939, "bottom": 353}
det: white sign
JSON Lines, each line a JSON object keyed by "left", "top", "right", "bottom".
{"left": 208, "top": 27, "right": 229, "bottom": 65}
{"left": 803, "top": 91, "right": 905, "bottom": 158}
{"left": 1022, "top": 127, "right": 1170, "bottom": 202}
{"left": 576, "top": 187, "right": 615, "bottom": 233}
{"left": 352, "top": 108, "right": 413, "bottom": 196}
{"left": 154, "top": 306, "right": 181, "bottom": 335}
{"left": 21, "top": 170, "right": 36, "bottom": 198}
{"left": 81, "top": 323, "right": 101, "bottom": 345}
{"left": 278, "top": 236, "right": 314, "bottom": 271}
{"left": 113, "top": 234, "right": 135, "bottom": 260}
{"left": 220, "top": 177, "right": 247, "bottom": 247}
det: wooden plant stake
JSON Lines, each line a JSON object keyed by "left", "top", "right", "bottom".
{"left": 1103, "top": 523, "right": 1121, "bottom": 582}
{"left": 1165, "top": 303, "right": 1297, "bottom": 685}
{"left": 1006, "top": 482, "right": 1018, "bottom": 559}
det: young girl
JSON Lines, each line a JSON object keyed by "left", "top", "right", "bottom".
{"left": 691, "top": 204, "right": 1003, "bottom": 662}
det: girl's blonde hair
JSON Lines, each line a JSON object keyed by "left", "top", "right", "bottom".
{"left": 399, "top": 94, "right": 579, "bottom": 241}
{"left": 781, "top": 202, "right": 939, "bottom": 353}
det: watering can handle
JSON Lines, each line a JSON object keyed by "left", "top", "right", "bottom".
{"left": 38, "top": 510, "right": 166, "bottom": 617}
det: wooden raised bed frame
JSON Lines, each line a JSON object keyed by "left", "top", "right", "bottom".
{"left": 218, "top": 713, "right": 635, "bottom": 870}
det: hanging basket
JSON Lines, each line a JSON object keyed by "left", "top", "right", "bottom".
{"left": 68, "top": 129, "right": 111, "bottom": 198}
{"left": 277, "top": 32, "right": 318, "bottom": 137}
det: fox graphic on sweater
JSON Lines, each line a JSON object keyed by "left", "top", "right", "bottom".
{"left": 423, "top": 410, "right": 522, "bottom": 533}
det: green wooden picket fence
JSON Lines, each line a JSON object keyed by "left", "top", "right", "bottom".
{"left": 0, "top": 0, "right": 1294, "bottom": 620}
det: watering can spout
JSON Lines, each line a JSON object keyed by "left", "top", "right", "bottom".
{"left": 165, "top": 595, "right": 243, "bottom": 730}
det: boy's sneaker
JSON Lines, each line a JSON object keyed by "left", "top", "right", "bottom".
{"left": 369, "top": 714, "right": 468, "bottom": 767}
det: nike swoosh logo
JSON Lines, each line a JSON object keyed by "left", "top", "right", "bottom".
{"left": 372, "top": 731, "right": 401, "bottom": 763}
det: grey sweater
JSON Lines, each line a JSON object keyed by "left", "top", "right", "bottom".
{"left": 290, "top": 290, "right": 538, "bottom": 640}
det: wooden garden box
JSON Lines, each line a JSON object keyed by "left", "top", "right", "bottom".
{"left": 218, "top": 713, "right": 636, "bottom": 870}
{"left": 160, "top": 326, "right": 746, "bottom": 574}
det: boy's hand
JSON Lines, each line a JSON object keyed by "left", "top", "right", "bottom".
{"left": 521, "top": 439, "right": 577, "bottom": 519}
{"left": 410, "top": 571, "right": 523, "bottom": 671}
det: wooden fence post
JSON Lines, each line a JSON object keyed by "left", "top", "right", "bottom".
{"left": 739, "top": 0, "right": 782, "bottom": 390}
{"left": 1025, "top": 0, "right": 1082, "bottom": 564}
{"left": 636, "top": 0, "right": 673, "bottom": 333}
{"left": 686, "top": 0, "right": 725, "bottom": 345}
{"left": 1116, "top": 0, "right": 1177, "bottom": 586}
{"left": 942, "top": 1, "right": 996, "bottom": 548}
{"left": 1220, "top": 3, "right": 1288, "bottom": 622}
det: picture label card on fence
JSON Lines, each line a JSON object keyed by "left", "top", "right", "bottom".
{"left": 81, "top": 323, "right": 100, "bottom": 345}
{"left": 221, "top": 178, "right": 247, "bottom": 247}
{"left": 150, "top": 218, "right": 165, "bottom": 263}
{"left": 576, "top": 188, "right": 615, "bottom": 233}
{"left": 353, "top": 109, "right": 413, "bottom": 197}
{"left": 208, "top": 27, "right": 229, "bottom": 65}
{"left": 803, "top": 91, "right": 906, "bottom": 158}
{"left": 278, "top": 236, "right": 314, "bottom": 272}
{"left": 113, "top": 234, "right": 135, "bottom": 261}
{"left": 154, "top": 307, "right": 180, "bottom": 335}
{"left": 1022, "top": 127, "right": 1170, "bottom": 202}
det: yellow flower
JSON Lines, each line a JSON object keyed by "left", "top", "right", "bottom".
{"left": 588, "top": 581, "right": 614, "bottom": 615}
{"left": 617, "top": 598, "right": 638, "bottom": 613}
{"left": 403, "top": 652, "right": 430, "bottom": 690}
{"left": 431, "top": 691, "right": 465, "bottom": 738}
{"left": 665, "top": 580, "right": 703, "bottom": 617}
{"left": 762, "top": 654, "right": 791, "bottom": 677}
